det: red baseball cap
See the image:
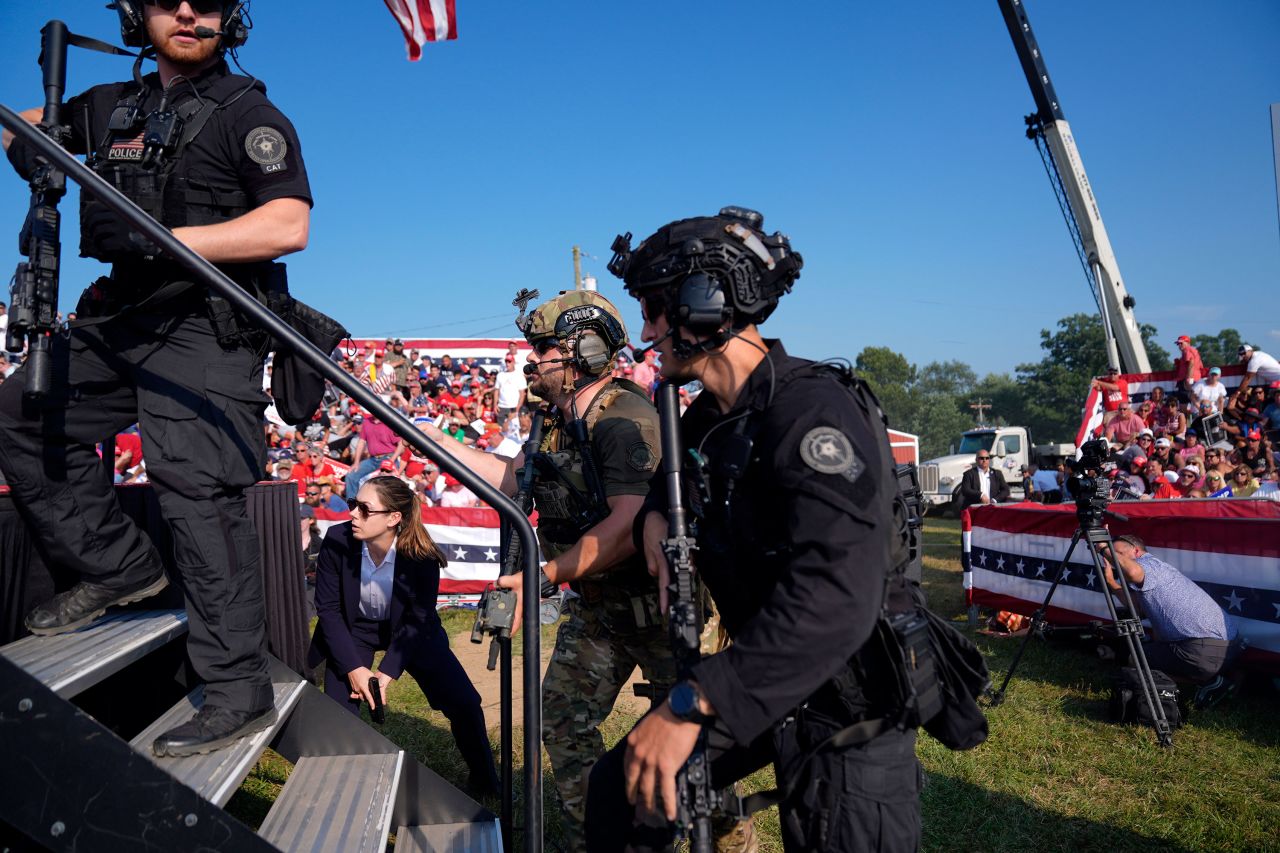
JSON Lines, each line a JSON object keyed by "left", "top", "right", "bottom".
{"left": 378, "top": 460, "right": 395, "bottom": 472}
{"left": 1131, "top": 455, "right": 1148, "bottom": 467}
{"left": 443, "top": 473, "right": 461, "bottom": 487}
{"left": 1175, "top": 335, "right": 1191, "bottom": 345}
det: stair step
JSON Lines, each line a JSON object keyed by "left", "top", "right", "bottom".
{"left": 258, "top": 752, "right": 404, "bottom": 853}
{"left": 129, "top": 671, "right": 308, "bottom": 806}
{"left": 0, "top": 609, "right": 187, "bottom": 698}
{"left": 395, "top": 820, "right": 504, "bottom": 853}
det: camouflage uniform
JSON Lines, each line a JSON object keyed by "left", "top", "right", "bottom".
{"left": 535, "top": 379, "right": 673, "bottom": 853}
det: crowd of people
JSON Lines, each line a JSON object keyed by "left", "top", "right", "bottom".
{"left": 249, "top": 337, "right": 667, "bottom": 508}
{"left": 1030, "top": 341, "right": 1280, "bottom": 502}
{"left": 0, "top": 335, "right": 668, "bottom": 501}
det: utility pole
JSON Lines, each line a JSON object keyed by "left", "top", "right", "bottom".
{"left": 572, "top": 245, "right": 583, "bottom": 289}
{"left": 970, "top": 398, "right": 992, "bottom": 424}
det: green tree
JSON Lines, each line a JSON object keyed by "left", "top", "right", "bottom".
{"left": 1191, "top": 329, "right": 1243, "bottom": 372}
{"left": 917, "top": 360, "right": 977, "bottom": 399}
{"left": 854, "top": 346, "right": 917, "bottom": 432}
{"left": 1014, "top": 313, "right": 1170, "bottom": 443}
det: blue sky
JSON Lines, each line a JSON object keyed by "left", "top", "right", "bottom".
{"left": 2, "top": 1, "right": 1277, "bottom": 376}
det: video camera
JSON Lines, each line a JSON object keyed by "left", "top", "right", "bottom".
{"left": 1064, "top": 438, "right": 1113, "bottom": 526}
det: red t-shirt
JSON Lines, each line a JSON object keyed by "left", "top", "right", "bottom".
{"left": 1100, "top": 378, "right": 1130, "bottom": 412}
{"left": 1174, "top": 347, "right": 1204, "bottom": 384}
{"left": 115, "top": 431, "right": 144, "bottom": 466}
{"left": 295, "top": 461, "right": 337, "bottom": 494}
{"left": 1151, "top": 481, "right": 1179, "bottom": 499}
{"left": 284, "top": 465, "right": 308, "bottom": 497}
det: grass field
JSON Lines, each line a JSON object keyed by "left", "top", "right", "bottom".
{"left": 229, "top": 519, "right": 1280, "bottom": 852}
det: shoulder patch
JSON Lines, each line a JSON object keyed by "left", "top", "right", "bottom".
{"left": 799, "top": 426, "right": 863, "bottom": 483}
{"left": 627, "top": 441, "right": 657, "bottom": 472}
{"left": 245, "top": 126, "right": 287, "bottom": 171}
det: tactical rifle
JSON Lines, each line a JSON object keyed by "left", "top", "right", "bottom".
{"left": 655, "top": 380, "right": 715, "bottom": 852}
{"left": 7, "top": 21, "right": 71, "bottom": 400}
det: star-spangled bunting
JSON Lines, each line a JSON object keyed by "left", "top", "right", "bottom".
{"left": 968, "top": 546, "right": 1280, "bottom": 625}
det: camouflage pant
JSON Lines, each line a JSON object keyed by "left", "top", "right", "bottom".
{"left": 543, "top": 597, "right": 676, "bottom": 853}
{"left": 544, "top": 595, "right": 757, "bottom": 853}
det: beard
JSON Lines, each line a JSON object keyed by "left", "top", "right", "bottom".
{"left": 149, "top": 23, "right": 222, "bottom": 69}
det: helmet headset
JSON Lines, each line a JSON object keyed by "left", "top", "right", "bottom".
{"left": 112, "top": 1, "right": 251, "bottom": 52}
{"left": 609, "top": 206, "right": 802, "bottom": 359}
{"left": 518, "top": 291, "right": 629, "bottom": 381}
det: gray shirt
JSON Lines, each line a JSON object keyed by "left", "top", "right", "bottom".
{"left": 1129, "top": 553, "right": 1236, "bottom": 643}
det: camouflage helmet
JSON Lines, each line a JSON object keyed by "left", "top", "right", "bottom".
{"left": 522, "top": 291, "right": 629, "bottom": 369}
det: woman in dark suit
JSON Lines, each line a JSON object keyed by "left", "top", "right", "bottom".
{"left": 308, "top": 475, "right": 498, "bottom": 795}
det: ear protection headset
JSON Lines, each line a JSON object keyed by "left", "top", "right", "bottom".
{"left": 113, "top": 1, "right": 250, "bottom": 51}
{"left": 571, "top": 329, "right": 613, "bottom": 375}
{"left": 554, "top": 306, "right": 627, "bottom": 376}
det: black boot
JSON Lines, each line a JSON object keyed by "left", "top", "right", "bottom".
{"left": 24, "top": 571, "right": 169, "bottom": 636}
{"left": 152, "top": 704, "right": 279, "bottom": 757}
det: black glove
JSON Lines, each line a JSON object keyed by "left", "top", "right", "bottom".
{"left": 80, "top": 206, "right": 163, "bottom": 262}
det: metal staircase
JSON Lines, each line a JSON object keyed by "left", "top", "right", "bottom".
{"left": 0, "top": 609, "right": 501, "bottom": 852}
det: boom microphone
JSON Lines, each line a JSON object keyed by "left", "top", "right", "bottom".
{"left": 193, "top": 26, "right": 223, "bottom": 39}
{"left": 632, "top": 329, "right": 672, "bottom": 361}
{"left": 524, "top": 356, "right": 574, "bottom": 376}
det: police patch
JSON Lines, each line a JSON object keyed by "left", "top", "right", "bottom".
{"left": 627, "top": 442, "right": 657, "bottom": 472}
{"left": 245, "top": 126, "right": 287, "bottom": 169}
{"left": 799, "top": 427, "right": 863, "bottom": 483}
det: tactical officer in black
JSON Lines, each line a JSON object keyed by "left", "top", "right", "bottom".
{"left": 585, "top": 208, "right": 922, "bottom": 852}
{"left": 0, "top": 1, "right": 311, "bottom": 755}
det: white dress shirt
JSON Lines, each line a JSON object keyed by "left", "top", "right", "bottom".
{"left": 359, "top": 539, "right": 397, "bottom": 620}
{"left": 978, "top": 468, "right": 992, "bottom": 501}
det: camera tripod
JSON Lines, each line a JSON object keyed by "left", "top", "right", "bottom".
{"left": 988, "top": 513, "right": 1175, "bottom": 748}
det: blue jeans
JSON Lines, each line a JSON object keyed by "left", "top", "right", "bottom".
{"left": 344, "top": 453, "right": 389, "bottom": 499}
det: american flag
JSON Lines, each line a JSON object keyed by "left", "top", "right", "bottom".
{"left": 383, "top": 0, "right": 458, "bottom": 61}
{"left": 315, "top": 505, "right": 536, "bottom": 609}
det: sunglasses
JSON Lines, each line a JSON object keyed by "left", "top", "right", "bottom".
{"left": 346, "top": 498, "right": 396, "bottom": 519}
{"left": 305, "top": 491, "right": 320, "bottom": 497}
{"left": 145, "top": 0, "right": 226, "bottom": 14}
{"left": 1235, "top": 472, "right": 1250, "bottom": 478}
{"left": 976, "top": 455, "right": 991, "bottom": 460}
{"left": 532, "top": 339, "right": 560, "bottom": 356}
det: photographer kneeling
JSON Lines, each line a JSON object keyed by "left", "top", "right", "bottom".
{"left": 1099, "top": 535, "right": 1239, "bottom": 687}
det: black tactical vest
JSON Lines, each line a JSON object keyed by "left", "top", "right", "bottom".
{"left": 81, "top": 73, "right": 264, "bottom": 262}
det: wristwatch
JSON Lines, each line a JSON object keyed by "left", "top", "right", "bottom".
{"left": 667, "top": 681, "right": 714, "bottom": 726}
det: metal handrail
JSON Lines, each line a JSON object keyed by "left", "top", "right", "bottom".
{"left": 0, "top": 103, "right": 542, "bottom": 852}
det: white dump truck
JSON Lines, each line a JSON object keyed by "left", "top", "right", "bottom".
{"left": 918, "top": 426, "right": 1074, "bottom": 514}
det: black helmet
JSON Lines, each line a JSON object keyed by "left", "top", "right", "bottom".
{"left": 608, "top": 206, "right": 802, "bottom": 337}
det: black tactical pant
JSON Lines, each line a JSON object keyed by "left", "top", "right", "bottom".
{"left": 586, "top": 705, "right": 921, "bottom": 852}
{"left": 0, "top": 305, "right": 273, "bottom": 714}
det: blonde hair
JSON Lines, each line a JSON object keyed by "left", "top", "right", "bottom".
{"left": 365, "top": 476, "right": 447, "bottom": 565}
